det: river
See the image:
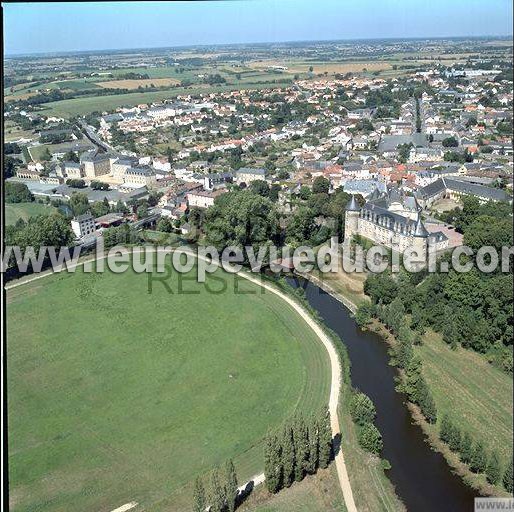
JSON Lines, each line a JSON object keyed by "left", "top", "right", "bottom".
{"left": 287, "top": 276, "right": 478, "bottom": 512}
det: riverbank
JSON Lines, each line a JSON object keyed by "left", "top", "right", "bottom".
{"left": 298, "top": 270, "right": 511, "bottom": 502}
{"left": 356, "top": 319, "right": 512, "bottom": 499}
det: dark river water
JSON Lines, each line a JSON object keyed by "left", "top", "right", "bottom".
{"left": 287, "top": 277, "right": 478, "bottom": 512}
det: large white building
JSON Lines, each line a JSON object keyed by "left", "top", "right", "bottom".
{"left": 71, "top": 212, "right": 96, "bottom": 239}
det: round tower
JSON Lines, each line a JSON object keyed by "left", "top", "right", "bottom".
{"left": 344, "top": 195, "right": 360, "bottom": 242}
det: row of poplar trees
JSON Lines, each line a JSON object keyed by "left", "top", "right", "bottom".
{"left": 264, "top": 408, "right": 333, "bottom": 494}
{"left": 440, "top": 414, "right": 513, "bottom": 493}
{"left": 192, "top": 459, "right": 239, "bottom": 512}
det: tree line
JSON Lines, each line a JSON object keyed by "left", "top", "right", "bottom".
{"left": 439, "top": 414, "right": 512, "bottom": 492}
{"left": 264, "top": 408, "right": 332, "bottom": 494}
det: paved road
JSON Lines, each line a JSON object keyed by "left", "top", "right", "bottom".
{"left": 5, "top": 248, "right": 358, "bottom": 512}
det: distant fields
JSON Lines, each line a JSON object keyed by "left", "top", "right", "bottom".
{"left": 7, "top": 264, "right": 331, "bottom": 512}
{"left": 5, "top": 202, "right": 57, "bottom": 226}
{"left": 417, "top": 331, "right": 513, "bottom": 461}
{"left": 96, "top": 77, "right": 180, "bottom": 89}
{"left": 38, "top": 80, "right": 293, "bottom": 117}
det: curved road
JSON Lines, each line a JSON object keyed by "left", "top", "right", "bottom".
{"left": 5, "top": 249, "right": 357, "bottom": 512}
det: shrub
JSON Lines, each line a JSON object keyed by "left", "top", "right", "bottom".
{"left": 349, "top": 392, "right": 376, "bottom": 426}
{"left": 357, "top": 423, "right": 383, "bottom": 455}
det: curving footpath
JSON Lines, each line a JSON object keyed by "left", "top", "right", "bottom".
{"left": 5, "top": 248, "right": 357, "bottom": 512}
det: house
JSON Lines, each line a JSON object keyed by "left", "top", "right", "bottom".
{"left": 71, "top": 212, "right": 96, "bottom": 238}
{"left": 187, "top": 188, "right": 225, "bottom": 209}
{"left": 234, "top": 167, "right": 266, "bottom": 185}
{"left": 203, "top": 172, "right": 233, "bottom": 191}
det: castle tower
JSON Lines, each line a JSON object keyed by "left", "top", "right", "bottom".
{"left": 412, "top": 213, "right": 429, "bottom": 266}
{"left": 344, "top": 195, "right": 360, "bottom": 242}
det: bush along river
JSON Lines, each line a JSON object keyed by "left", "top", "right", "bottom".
{"left": 286, "top": 276, "right": 478, "bottom": 512}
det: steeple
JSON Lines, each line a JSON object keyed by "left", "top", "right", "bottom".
{"left": 346, "top": 194, "right": 360, "bottom": 212}
{"left": 413, "top": 213, "right": 429, "bottom": 238}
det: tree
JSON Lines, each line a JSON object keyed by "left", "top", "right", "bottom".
{"left": 292, "top": 415, "right": 310, "bottom": 482}
{"left": 5, "top": 182, "right": 33, "bottom": 203}
{"left": 264, "top": 431, "right": 282, "bottom": 493}
{"left": 503, "top": 457, "right": 513, "bottom": 493}
{"left": 448, "top": 423, "right": 462, "bottom": 452}
{"left": 312, "top": 176, "right": 330, "bottom": 194}
{"left": 395, "top": 336, "right": 414, "bottom": 369}
{"left": 204, "top": 190, "right": 279, "bottom": 252}
{"left": 157, "top": 217, "right": 174, "bottom": 233}
{"left": 307, "top": 415, "right": 319, "bottom": 474}
{"left": 249, "top": 179, "right": 270, "bottom": 197}
{"left": 442, "top": 136, "right": 459, "bottom": 148}
{"left": 63, "top": 150, "right": 79, "bottom": 162}
{"left": 281, "top": 423, "right": 295, "bottom": 487}
{"left": 224, "top": 459, "right": 238, "bottom": 512}
{"left": 357, "top": 423, "right": 383, "bottom": 455}
{"left": 192, "top": 477, "right": 206, "bottom": 512}
{"left": 355, "top": 301, "right": 375, "bottom": 327}
{"left": 318, "top": 408, "right": 332, "bottom": 469}
{"left": 486, "top": 452, "right": 502, "bottom": 485}
{"left": 209, "top": 467, "right": 226, "bottom": 512}
{"left": 69, "top": 192, "right": 90, "bottom": 216}
{"left": 440, "top": 414, "right": 452, "bottom": 444}
{"left": 387, "top": 297, "right": 405, "bottom": 335}
{"left": 470, "top": 442, "right": 487, "bottom": 473}
{"left": 459, "top": 432, "right": 473, "bottom": 464}
{"left": 349, "top": 392, "right": 376, "bottom": 426}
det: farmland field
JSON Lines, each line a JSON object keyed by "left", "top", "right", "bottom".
{"left": 5, "top": 202, "right": 57, "bottom": 226}
{"left": 38, "top": 80, "right": 293, "bottom": 117}
{"left": 7, "top": 263, "right": 331, "bottom": 512}
{"left": 96, "top": 77, "right": 180, "bottom": 89}
{"left": 417, "top": 331, "right": 513, "bottom": 462}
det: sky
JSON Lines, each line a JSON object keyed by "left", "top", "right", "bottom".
{"left": 3, "top": 0, "right": 513, "bottom": 55}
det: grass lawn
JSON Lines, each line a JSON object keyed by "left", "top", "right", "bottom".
{"left": 7, "top": 263, "right": 331, "bottom": 512}
{"left": 5, "top": 202, "right": 57, "bottom": 226}
{"left": 417, "top": 331, "right": 513, "bottom": 462}
{"left": 239, "top": 466, "right": 346, "bottom": 512}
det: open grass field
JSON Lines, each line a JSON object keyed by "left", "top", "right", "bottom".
{"left": 38, "top": 80, "right": 293, "bottom": 117}
{"left": 239, "top": 466, "right": 346, "bottom": 512}
{"left": 5, "top": 202, "right": 57, "bottom": 226}
{"left": 7, "top": 263, "right": 331, "bottom": 512}
{"left": 416, "top": 331, "right": 513, "bottom": 462}
{"left": 248, "top": 60, "right": 392, "bottom": 75}
{"left": 96, "top": 78, "right": 181, "bottom": 89}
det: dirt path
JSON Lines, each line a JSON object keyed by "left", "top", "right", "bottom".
{"left": 5, "top": 249, "right": 358, "bottom": 512}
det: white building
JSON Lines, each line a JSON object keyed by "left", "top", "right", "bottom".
{"left": 71, "top": 212, "right": 96, "bottom": 238}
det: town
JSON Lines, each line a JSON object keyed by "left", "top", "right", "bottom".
{"left": 3, "top": 12, "right": 513, "bottom": 512}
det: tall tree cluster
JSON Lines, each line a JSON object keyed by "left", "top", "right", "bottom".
{"left": 263, "top": 409, "right": 332, "bottom": 494}
{"left": 192, "top": 459, "right": 239, "bottom": 512}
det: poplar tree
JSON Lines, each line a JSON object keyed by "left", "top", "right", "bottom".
{"left": 486, "top": 452, "right": 502, "bottom": 485}
{"left": 307, "top": 414, "right": 320, "bottom": 474}
{"left": 503, "top": 457, "right": 513, "bottom": 493}
{"left": 192, "top": 477, "right": 206, "bottom": 512}
{"left": 318, "top": 407, "right": 333, "bottom": 469}
{"left": 459, "top": 432, "right": 473, "bottom": 464}
{"left": 448, "top": 424, "right": 462, "bottom": 453}
{"left": 264, "top": 431, "right": 282, "bottom": 493}
{"left": 281, "top": 422, "right": 296, "bottom": 487}
{"left": 292, "top": 414, "right": 309, "bottom": 482}
{"left": 470, "top": 442, "right": 487, "bottom": 473}
{"left": 209, "top": 467, "right": 226, "bottom": 512}
{"left": 439, "top": 415, "right": 452, "bottom": 444}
